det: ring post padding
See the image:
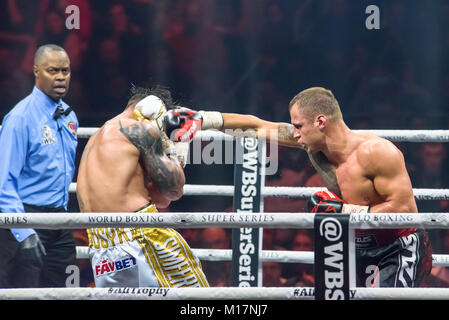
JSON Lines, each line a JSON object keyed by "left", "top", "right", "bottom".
{"left": 231, "top": 136, "right": 264, "bottom": 287}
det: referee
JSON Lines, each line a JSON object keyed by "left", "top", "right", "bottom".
{"left": 0, "top": 44, "right": 78, "bottom": 288}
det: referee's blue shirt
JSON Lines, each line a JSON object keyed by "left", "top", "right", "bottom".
{"left": 0, "top": 86, "right": 78, "bottom": 241}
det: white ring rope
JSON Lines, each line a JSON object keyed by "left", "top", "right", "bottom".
{"left": 74, "top": 246, "right": 449, "bottom": 266}
{"left": 76, "top": 127, "right": 449, "bottom": 142}
{"left": 75, "top": 246, "right": 314, "bottom": 263}
{"left": 432, "top": 254, "right": 449, "bottom": 267}
{"left": 68, "top": 184, "right": 449, "bottom": 200}
{"left": 77, "top": 128, "right": 234, "bottom": 141}
{"left": 258, "top": 186, "right": 449, "bottom": 201}
{"left": 1, "top": 126, "right": 447, "bottom": 142}
{"left": 355, "top": 129, "right": 449, "bottom": 142}
{"left": 2, "top": 212, "right": 449, "bottom": 229}
{"left": 1, "top": 287, "right": 449, "bottom": 300}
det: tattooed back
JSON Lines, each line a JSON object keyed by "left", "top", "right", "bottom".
{"left": 76, "top": 116, "right": 184, "bottom": 212}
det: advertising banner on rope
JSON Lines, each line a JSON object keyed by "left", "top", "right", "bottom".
{"left": 314, "top": 213, "right": 350, "bottom": 300}
{"left": 231, "top": 136, "right": 263, "bottom": 287}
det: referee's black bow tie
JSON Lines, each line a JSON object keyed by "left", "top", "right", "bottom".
{"left": 53, "top": 105, "right": 73, "bottom": 120}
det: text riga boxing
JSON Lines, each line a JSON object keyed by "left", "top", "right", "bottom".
{"left": 320, "top": 217, "right": 346, "bottom": 300}
{"left": 350, "top": 214, "right": 414, "bottom": 223}
{"left": 94, "top": 256, "right": 137, "bottom": 276}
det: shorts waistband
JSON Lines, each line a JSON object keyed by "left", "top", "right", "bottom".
{"left": 88, "top": 204, "right": 158, "bottom": 249}
{"left": 135, "top": 203, "right": 157, "bottom": 213}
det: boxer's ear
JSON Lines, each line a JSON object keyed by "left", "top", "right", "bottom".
{"left": 316, "top": 114, "right": 328, "bottom": 129}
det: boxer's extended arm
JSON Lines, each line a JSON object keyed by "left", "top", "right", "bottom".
{"left": 119, "top": 120, "right": 185, "bottom": 195}
{"left": 200, "top": 111, "right": 301, "bottom": 148}
{"left": 359, "top": 139, "right": 418, "bottom": 213}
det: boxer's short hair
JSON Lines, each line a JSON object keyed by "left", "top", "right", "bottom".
{"left": 289, "top": 87, "right": 342, "bottom": 120}
{"left": 126, "top": 84, "right": 176, "bottom": 110}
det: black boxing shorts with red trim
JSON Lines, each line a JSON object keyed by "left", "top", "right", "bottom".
{"left": 87, "top": 203, "right": 209, "bottom": 288}
{"left": 355, "top": 229, "right": 432, "bottom": 287}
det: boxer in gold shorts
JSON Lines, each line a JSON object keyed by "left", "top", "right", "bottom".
{"left": 76, "top": 86, "right": 208, "bottom": 287}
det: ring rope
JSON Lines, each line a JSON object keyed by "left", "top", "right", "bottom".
{"left": 2, "top": 212, "right": 449, "bottom": 229}
{"left": 355, "top": 129, "right": 449, "bottom": 142}
{"left": 75, "top": 246, "right": 314, "bottom": 264}
{"left": 1, "top": 287, "right": 449, "bottom": 300}
{"left": 74, "top": 246, "right": 449, "bottom": 266}
{"left": 255, "top": 186, "right": 449, "bottom": 201}
{"left": 68, "top": 184, "right": 449, "bottom": 200}
{"left": 75, "top": 127, "right": 449, "bottom": 142}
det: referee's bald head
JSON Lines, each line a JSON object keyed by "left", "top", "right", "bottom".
{"left": 34, "top": 44, "right": 69, "bottom": 66}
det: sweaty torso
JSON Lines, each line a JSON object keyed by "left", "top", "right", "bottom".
{"left": 308, "top": 132, "right": 384, "bottom": 207}
{"left": 76, "top": 117, "right": 150, "bottom": 212}
{"left": 308, "top": 132, "right": 416, "bottom": 244}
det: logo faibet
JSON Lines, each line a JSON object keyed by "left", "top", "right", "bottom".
{"left": 95, "top": 256, "right": 137, "bottom": 276}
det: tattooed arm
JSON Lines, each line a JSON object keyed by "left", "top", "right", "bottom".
{"left": 220, "top": 113, "right": 302, "bottom": 148}
{"left": 119, "top": 120, "right": 185, "bottom": 199}
{"left": 307, "top": 151, "right": 342, "bottom": 197}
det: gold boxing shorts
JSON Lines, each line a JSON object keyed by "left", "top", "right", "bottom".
{"left": 87, "top": 203, "right": 209, "bottom": 288}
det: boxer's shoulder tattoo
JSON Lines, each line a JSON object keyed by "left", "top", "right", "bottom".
{"left": 308, "top": 151, "right": 342, "bottom": 197}
{"left": 278, "top": 123, "right": 296, "bottom": 142}
{"left": 119, "top": 120, "right": 163, "bottom": 155}
{"left": 119, "top": 120, "right": 183, "bottom": 193}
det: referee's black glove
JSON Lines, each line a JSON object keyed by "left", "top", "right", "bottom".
{"left": 18, "top": 233, "right": 46, "bottom": 267}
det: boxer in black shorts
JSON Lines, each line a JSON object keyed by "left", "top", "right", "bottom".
{"left": 356, "top": 229, "right": 432, "bottom": 287}
{"left": 198, "top": 87, "right": 432, "bottom": 287}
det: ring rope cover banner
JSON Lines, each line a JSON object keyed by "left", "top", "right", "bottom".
{"left": 314, "top": 213, "right": 350, "bottom": 300}
{"left": 231, "top": 136, "right": 263, "bottom": 287}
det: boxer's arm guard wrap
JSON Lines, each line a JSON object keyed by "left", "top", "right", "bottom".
{"left": 341, "top": 204, "right": 370, "bottom": 213}
{"left": 309, "top": 190, "right": 369, "bottom": 214}
{"left": 198, "top": 111, "right": 223, "bottom": 130}
{"left": 161, "top": 133, "right": 189, "bottom": 168}
{"left": 172, "top": 142, "right": 189, "bottom": 168}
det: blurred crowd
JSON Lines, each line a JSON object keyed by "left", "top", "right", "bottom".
{"left": 2, "top": 0, "right": 449, "bottom": 288}
{"left": 3, "top": 0, "right": 449, "bottom": 126}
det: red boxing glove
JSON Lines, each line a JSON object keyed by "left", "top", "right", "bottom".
{"left": 164, "top": 108, "right": 203, "bottom": 142}
{"left": 309, "top": 190, "right": 370, "bottom": 214}
{"left": 309, "top": 190, "right": 344, "bottom": 213}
